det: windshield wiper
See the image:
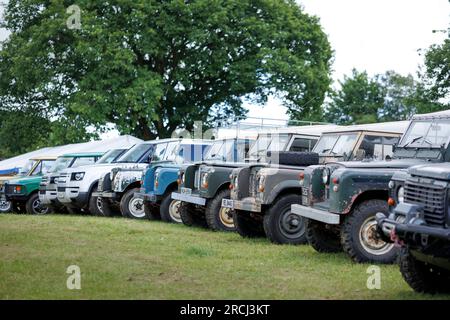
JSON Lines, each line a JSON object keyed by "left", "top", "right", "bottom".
{"left": 403, "top": 136, "right": 424, "bottom": 147}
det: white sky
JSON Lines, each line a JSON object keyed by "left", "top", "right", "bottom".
{"left": 1, "top": 0, "right": 449, "bottom": 129}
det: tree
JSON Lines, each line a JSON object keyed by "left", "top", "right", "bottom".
{"left": 0, "top": 0, "right": 333, "bottom": 140}
{"left": 325, "top": 69, "right": 385, "bottom": 124}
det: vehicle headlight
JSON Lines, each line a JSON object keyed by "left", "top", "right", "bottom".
{"left": 257, "top": 175, "right": 266, "bottom": 192}
{"left": 154, "top": 170, "right": 160, "bottom": 188}
{"left": 72, "top": 172, "right": 85, "bottom": 181}
{"left": 181, "top": 172, "right": 185, "bottom": 184}
{"left": 397, "top": 186, "right": 405, "bottom": 203}
{"left": 322, "top": 168, "right": 330, "bottom": 185}
{"left": 232, "top": 175, "right": 238, "bottom": 190}
{"left": 201, "top": 172, "right": 209, "bottom": 188}
{"left": 388, "top": 181, "right": 395, "bottom": 189}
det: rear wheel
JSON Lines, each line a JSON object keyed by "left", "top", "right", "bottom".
{"left": 120, "top": 188, "right": 146, "bottom": 219}
{"left": 26, "top": 193, "right": 52, "bottom": 215}
{"left": 263, "top": 194, "right": 306, "bottom": 244}
{"left": 205, "top": 189, "right": 235, "bottom": 232}
{"left": 0, "top": 199, "right": 12, "bottom": 213}
{"left": 305, "top": 219, "right": 342, "bottom": 253}
{"left": 180, "top": 202, "right": 207, "bottom": 228}
{"left": 341, "top": 200, "right": 398, "bottom": 264}
{"left": 399, "top": 247, "right": 450, "bottom": 294}
{"left": 160, "top": 194, "right": 182, "bottom": 223}
{"left": 234, "top": 210, "right": 265, "bottom": 238}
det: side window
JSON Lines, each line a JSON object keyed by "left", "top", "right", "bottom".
{"left": 289, "top": 138, "right": 318, "bottom": 152}
{"left": 357, "top": 135, "right": 400, "bottom": 160}
{"left": 40, "top": 161, "right": 54, "bottom": 175}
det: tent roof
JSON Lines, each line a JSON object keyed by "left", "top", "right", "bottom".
{"left": 0, "top": 135, "right": 143, "bottom": 171}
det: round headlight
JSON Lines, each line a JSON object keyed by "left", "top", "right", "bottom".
{"left": 181, "top": 172, "right": 185, "bottom": 184}
{"left": 397, "top": 186, "right": 405, "bottom": 203}
{"left": 322, "top": 168, "right": 330, "bottom": 185}
{"left": 388, "top": 181, "right": 395, "bottom": 189}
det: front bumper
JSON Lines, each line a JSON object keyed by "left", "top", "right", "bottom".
{"left": 172, "top": 191, "right": 206, "bottom": 206}
{"left": 57, "top": 186, "right": 89, "bottom": 208}
{"left": 134, "top": 192, "right": 159, "bottom": 203}
{"left": 222, "top": 197, "right": 262, "bottom": 213}
{"left": 92, "top": 191, "right": 118, "bottom": 199}
{"left": 291, "top": 204, "right": 340, "bottom": 224}
{"left": 376, "top": 203, "right": 450, "bottom": 243}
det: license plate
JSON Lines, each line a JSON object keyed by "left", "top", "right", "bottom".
{"left": 181, "top": 187, "right": 192, "bottom": 195}
{"left": 58, "top": 192, "right": 65, "bottom": 198}
{"left": 302, "top": 196, "right": 309, "bottom": 205}
{"left": 222, "top": 199, "right": 234, "bottom": 208}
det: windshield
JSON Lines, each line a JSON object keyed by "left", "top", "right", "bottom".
{"left": 116, "top": 144, "right": 154, "bottom": 163}
{"left": 49, "top": 157, "right": 74, "bottom": 173}
{"left": 31, "top": 160, "right": 55, "bottom": 176}
{"left": 204, "top": 140, "right": 236, "bottom": 161}
{"left": 400, "top": 120, "right": 450, "bottom": 148}
{"left": 249, "top": 134, "right": 290, "bottom": 158}
{"left": 156, "top": 141, "right": 180, "bottom": 162}
{"left": 72, "top": 157, "right": 97, "bottom": 168}
{"left": 331, "top": 134, "right": 359, "bottom": 155}
{"left": 20, "top": 160, "right": 37, "bottom": 175}
{"left": 267, "top": 134, "right": 290, "bottom": 152}
{"left": 97, "top": 149, "right": 125, "bottom": 164}
{"left": 313, "top": 134, "right": 340, "bottom": 154}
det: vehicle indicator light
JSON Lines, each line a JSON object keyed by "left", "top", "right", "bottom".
{"left": 388, "top": 198, "right": 396, "bottom": 207}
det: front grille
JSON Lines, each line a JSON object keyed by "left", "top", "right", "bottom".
{"left": 249, "top": 173, "right": 257, "bottom": 197}
{"left": 57, "top": 187, "right": 66, "bottom": 192}
{"left": 194, "top": 170, "right": 200, "bottom": 190}
{"left": 404, "top": 179, "right": 447, "bottom": 227}
{"left": 5, "top": 185, "right": 15, "bottom": 194}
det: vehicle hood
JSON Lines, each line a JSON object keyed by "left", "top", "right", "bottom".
{"left": 7, "top": 176, "right": 42, "bottom": 185}
{"left": 409, "top": 163, "right": 450, "bottom": 180}
{"left": 335, "top": 159, "right": 427, "bottom": 169}
{"left": 61, "top": 163, "right": 144, "bottom": 175}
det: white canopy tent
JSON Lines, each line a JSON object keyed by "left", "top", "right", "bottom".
{"left": 0, "top": 135, "right": 143, "bottom": 172}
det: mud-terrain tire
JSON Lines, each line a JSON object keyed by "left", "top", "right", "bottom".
{"left": 144, "top": 203, "right": 161, "bottom": 220}
{"left": 160, "top": 194, "right": 182, "bottom": 223}
{"left": 263, "top": 194, "right": 306, "bottom": 244}
{"left": 267, "top": 151, "right": 319, "bottom": 166}
{"left": 120, "top": 188, "right": 146, "bottom": 219}
{"left": 205, "top": 189, "right": 235, "bottom": 232}
{"left": 234, "top": 210, "right": 265, "bottom": 238}
{"left": 26, "top": 193, "right": 52, "bottom": 215}
{"left": 99, "top": 198, "right": 118, "bottom": 217}
{"left": 341, "top": 200, "right": 398, "bottom": 264}
{"left": 399, "top": 246, "right": 450, "bottom": 294}
{"left": 180, "top": 202, "right": 207, "bottom": 228}
{"left": 88, "top": 187, "right": 103, "bottom": 216}
{"left": 305, "top": 219, "right": 342, "bottom": 253}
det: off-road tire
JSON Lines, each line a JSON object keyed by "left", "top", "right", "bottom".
{"left": 234, "top": 210, "right": 265, "bottom": 238}
{"left": 120, "top": 188, "right": 146, "bottom": 219}
{"left": 205, "top": 189, "right": 235, "bottom": 232}
{"left": 160, "top": 193, "right": 182, "bottom": 223}
{"left": 263, "top": 194, "right": 306, "bottom": 244}
{"left": 88, "top": 187, "right": 103, "bottom": 216}
{"left": 399, "top": 247, "right": 450, "bottom": 294}
{"left": 341, "top": 199, "right": 398, "bottom": 264}
{"left": 180, "top": 202, "right": 207, "bottom": 228}
{"left": 99, "top": 198, "right": 117, "bottom": 217}
{"left": 305, "top": 219, "right": 342, "bottom": 253}
{"left": 144, "top": 203, "right": 161, "bottom": 220}
{"left": 25, "top": 193, "right": 52, "bottom": 215}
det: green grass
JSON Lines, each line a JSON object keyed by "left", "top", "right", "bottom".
{"left": 0, "top": 214, "right": 449, "bottom": 300}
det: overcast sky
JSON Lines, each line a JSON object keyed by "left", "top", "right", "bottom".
{"left": 0, "top": 0, "right": 449, "bottom": 124}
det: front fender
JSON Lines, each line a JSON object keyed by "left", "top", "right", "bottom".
{"left": 329, "top": 168, "right": 395, "bottom": 214}
{"left": 154, "top": 167, "right": 180, "bottom": 196}
{"left": 200, "top": 167, "right": 233, "bottom": 198}
{"left": 114, "top": 170, "right": 144, "bottom": 193}
{"left": 265, "top": 180, "right": 302, "bottom": 204}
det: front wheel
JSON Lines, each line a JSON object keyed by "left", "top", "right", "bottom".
{"left": 144, "top": 203, "right": 161, "bottom": 220}
{"left": 160, "top": 194, "right": 182, "bottom": 223}
{"left": 0, "top": 199, "right": 12, "bottom": 213}
{"left": 205, "top": 189, "right": 235, "bottom": 232}
{"left": 263, "top": 194, "right": 306, "bottom": 244}
{"left": 234, "top": 210, "right": 265, "bottom": 238}
{"left": 341, "top": 199, "right": 398, "bottom": 264}
{"left": 88, "top": 187, "right": 103, "bottom": 216}
{"left": 305, "top": 219, "right": 342, "bottom": 253}
{"left": 120, "top": 188, "right": 146, "bottom": 219}
{"left": 399, "top": 247, "right": 450, "bottom": 294}
{"left": 180, "top": 202, "right": 207, "bottom": 228}
{"left": 26, "top": 193, "right": 52, "bottom": 215}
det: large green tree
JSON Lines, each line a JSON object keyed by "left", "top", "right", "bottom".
{"left": 0, "top": 0, "right": 332, "bottom": 140}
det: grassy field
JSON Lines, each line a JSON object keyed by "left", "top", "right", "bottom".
{"left": 0, "top": 214, "right": 449, "bottom": 300}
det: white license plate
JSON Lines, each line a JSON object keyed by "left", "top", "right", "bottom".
{"left": 222, "top": 199, "right": 234, "bottom": 208}
{"left": 181, "top": 187, "right": 192, "bottom": 195}
{"left": 58, "top": 192, "right": 65, "bottom": 198}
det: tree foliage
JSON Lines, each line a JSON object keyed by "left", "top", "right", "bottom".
{"left": 0, "top": 0, "right": 332, "bottom": 140}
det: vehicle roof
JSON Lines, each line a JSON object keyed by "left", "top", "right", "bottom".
{"left": 60, "top": 152, "right": 105, "bottom": 157}
{"left": 29, "top": 156, "right": 58, "bottom": 161}
{"left": 321, "top": 121, "right": 410, "bottom": 135}
{"left": 413, "top": 109, "right": 450, "bottom": 120}
{"left": 256, "top": 124, "right": 343, "bottom": 137}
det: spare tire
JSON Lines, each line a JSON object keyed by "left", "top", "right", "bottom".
{"left": 267, "top": 151, "right": 319, "bottom": 166}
